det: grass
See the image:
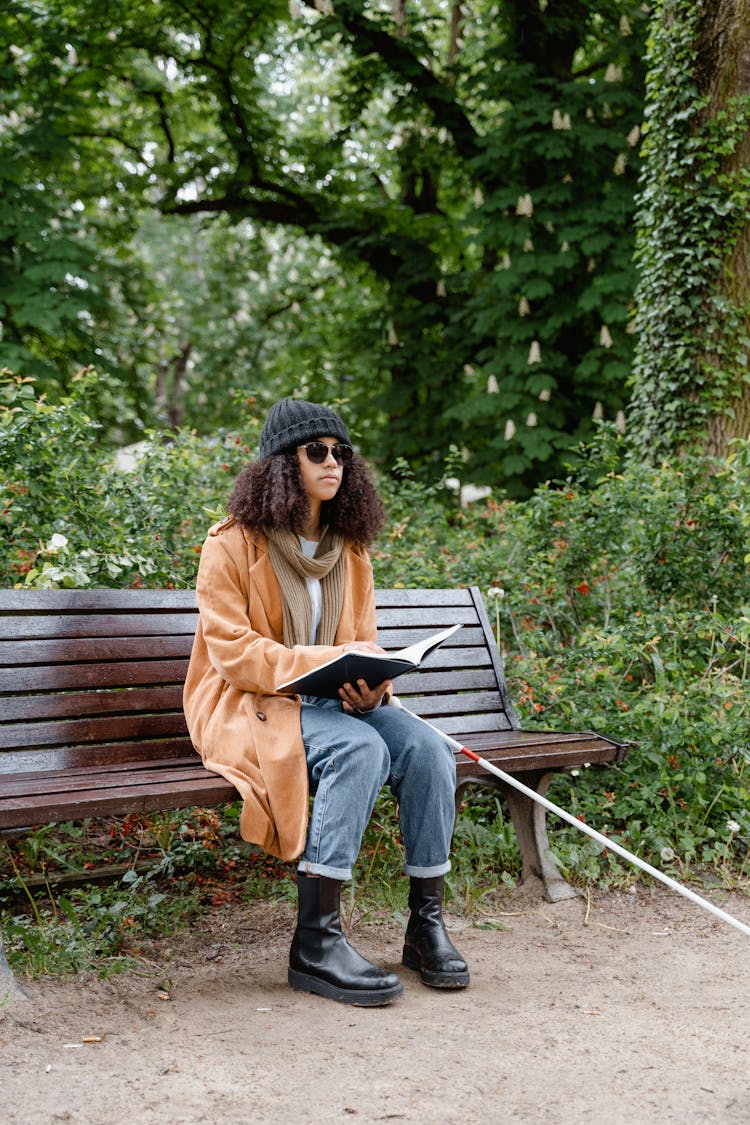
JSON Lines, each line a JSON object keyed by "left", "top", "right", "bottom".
{"left": 2, "top": 786, "right": 748, "bottom": 980}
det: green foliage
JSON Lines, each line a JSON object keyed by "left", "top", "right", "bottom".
{"left": 629, "top": 0, "right": 750, "bottom": 457}
{"left": 0, "top": 370, "right": 259, "bottom": 587}
{"left": 2, "top": 376, "right": 749, "bottom": 977}
{"left": 450, "top": 3, "right": 647, "bottom": 492}
{"left": 0, "top": 0, "right": 650, "bottom": 491}
{"left": 0, "top": 807, "right": 258, "bottom": 976}
{"left": 371, "top": 427, "right": 750, "bottom": 880}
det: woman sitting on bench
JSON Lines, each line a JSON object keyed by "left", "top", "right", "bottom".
{"left": 183, "top": 397, "right": 469, "bottom": 1006}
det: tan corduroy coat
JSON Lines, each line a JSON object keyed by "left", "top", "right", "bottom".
{"left": 183, "top": 517, "right": 379, "bottom": 861}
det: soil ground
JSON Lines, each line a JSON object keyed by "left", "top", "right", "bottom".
{"left": 1, "top": 884, "right": 749, "bottom": 1124}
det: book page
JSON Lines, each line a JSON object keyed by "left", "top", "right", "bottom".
{"left": 393, "top": 623, "right": 462, "bottom": 666}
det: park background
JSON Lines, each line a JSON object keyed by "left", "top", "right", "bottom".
{"left": 1, "top": 0, "right": 749, "bottom": 976}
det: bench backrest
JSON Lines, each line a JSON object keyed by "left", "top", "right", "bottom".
{"left": 0, "top": 587, "right": 518, "bottom": 775}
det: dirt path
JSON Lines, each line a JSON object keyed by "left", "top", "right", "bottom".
{"left": 2, "top": 885, "right": 749, "bottom": 1124}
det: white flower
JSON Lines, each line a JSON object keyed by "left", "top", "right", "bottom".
{"left": 487, "top": 586, "right": 505, "bottom": 601}
{"left": 726, "top": 820, "right": 741, "bottom": 834}
{"left": 504, "top": 419, "right": 516, "bottom": 441}
{"left": 47, "top": 533, "right": 69, "bottom": 552}
{"left": 527, "top": 340, "right": 542, "bottom": 364}
{"left": 600, "top": 325, "right": 614, "bottom": 348}
{"left": 660, "top": 847, "right": 676, "bottom": 863}
{"left": 518, "top": 296, "right": 530, "bottom": 317}
{"left": 515, "top": 193, "right": 534, "bottom": 217}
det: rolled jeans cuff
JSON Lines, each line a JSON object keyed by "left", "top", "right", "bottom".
{"left": 403, "top": 860, "right": 451, "bottom": 879}
{"left": 297, "top": 859, "right": 352, "bottom": 881}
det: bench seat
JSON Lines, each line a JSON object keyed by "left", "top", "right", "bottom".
{"left": 0, "top": 587, "right": 627, "bottom": 901}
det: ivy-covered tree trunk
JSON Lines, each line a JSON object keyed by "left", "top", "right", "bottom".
{"left": 630, "top": 0, "right": 750, "bottom": 461}
{"left": 697, "top": 0, "right": 750, "bottom": 455}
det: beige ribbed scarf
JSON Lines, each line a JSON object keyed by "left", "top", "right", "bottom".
{"left": 267, "top": 527, "right": 346, "bottom": 648}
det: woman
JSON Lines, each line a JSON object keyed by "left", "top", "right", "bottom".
{"left": 184, "top": 398, "right": 469, "bottom": 1006}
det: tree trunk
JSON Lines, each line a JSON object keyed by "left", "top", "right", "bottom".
{"left": 697, "top": 0, "right": 750, "bottom": 454}
{"left": 155, "top": 342, "right": 191, "bottom": 430}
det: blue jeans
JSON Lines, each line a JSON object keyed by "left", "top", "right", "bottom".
{"left": 298, "top": 698, "right": 457, "bottom": 881}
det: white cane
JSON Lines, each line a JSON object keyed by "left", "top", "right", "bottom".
{"left": 391, "top": 699, "right": 750, "bottom": 940}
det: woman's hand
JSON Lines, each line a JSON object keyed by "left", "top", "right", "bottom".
{"left": 339, "top": 676, "right": 392, "bottom": 715}
{"left": 339, "top": 642, "right": 390, "bottom": 713}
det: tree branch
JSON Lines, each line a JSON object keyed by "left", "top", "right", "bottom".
{"left": 150, "top": 89, "right": 176, "bottom": 164}
{"left": 62, "top": 129, "right": 144, "bottom": 159}
{"left": 164, "top": 186, "right": 436, "bottom": 285}
{"left": 302, "top": 0, "right": 481, "bottom": 162}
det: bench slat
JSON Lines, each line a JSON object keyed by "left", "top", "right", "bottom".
{"left": 3, "top": 686, "right": 185, "bottom": 723}
{"left": 0, "top": 635, "right": 194, "bottom": 665}
{"left": 0, "top": 712, "right": 188, "bottom": 751}
{"left": 0, "top": 738, "right": 196, "bottom": 775}
{"left": 0, "top": 659, "right": 190, "bottom": 693}
{"left": 460, "top": 728, "right": 625, "bottom": 760}
{"left": 0, "top": 776, "right": 238, "bottom": 828}
{"left": 1, "top": 763, "right": 211, "bottom": 799}
{"left": 0, "top": 612, "right": 199, "bottom": 641}
{"left": 0, "top": 755, "right": 202, "bottom": 785}
{"left": 392, "top": 669, "right": 500, "bottom": 695}
{"left": 405, "top": 691, "right": 512, "bottom": 718}
{"left": 376, "top": 627, "right": 485, "bottom": 650}
{"left": 372, "top": 589, "right": 475, "bottom": 608}
{"left": 0, "top": 589, "right": 197, "bottom": 612}
{"left": 374, "top": 606, "right": 479, "bottom": 629}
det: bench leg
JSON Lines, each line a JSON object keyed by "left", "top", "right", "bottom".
{"left": 1, "top": 934, "right": 29, "bottom": 1003}
{"left": 456, "top": 770, "right": 578, "bottom": 903}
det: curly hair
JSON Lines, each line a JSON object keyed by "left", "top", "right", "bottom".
{"left": 227, "top": 452, "right": 385, "bottom": 546}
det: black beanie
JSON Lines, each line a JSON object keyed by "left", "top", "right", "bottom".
{"left": 258, "top": 398, "right": 351, "bottom": 460}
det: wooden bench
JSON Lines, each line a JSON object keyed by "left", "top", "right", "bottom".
{"left": 0, "top": 587, "right": 627, "bottom": 902}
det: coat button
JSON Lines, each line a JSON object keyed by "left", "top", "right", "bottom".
{"left": 255, "top": 710, "right": 267, "bottom": 721}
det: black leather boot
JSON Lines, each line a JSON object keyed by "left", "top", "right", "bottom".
{"left": 289, "top": 873, "right": 403, "bottom": 1006}
{"left": 402, "top": 875, "right": 470, "bottom": 988}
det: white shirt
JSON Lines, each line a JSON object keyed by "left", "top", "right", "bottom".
{"left": 299, "top": 536, "right": 322, "bottom": 645}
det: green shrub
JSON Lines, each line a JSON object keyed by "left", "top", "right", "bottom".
{"left": 2, "top": 372, "right": 749, "bottom": 893}
{"left": 1, "top": 369, "right": 260, "bottom": 587}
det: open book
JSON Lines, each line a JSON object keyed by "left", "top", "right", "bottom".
{"left": 276, "top": 623, "right": 462, "bottom": 699}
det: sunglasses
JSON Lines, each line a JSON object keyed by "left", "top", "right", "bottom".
{"left": 297, "top": 441, "right": 354, "bottom": 465}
